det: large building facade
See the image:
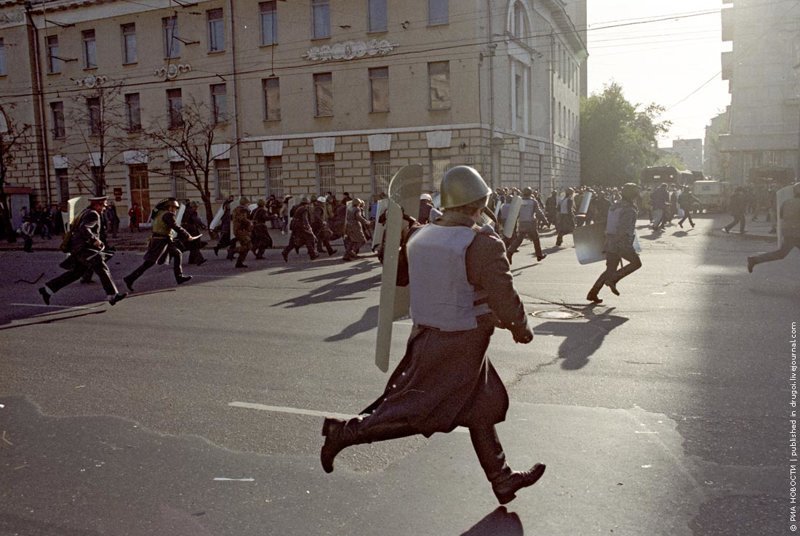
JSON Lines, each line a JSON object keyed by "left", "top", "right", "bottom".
{"left": 0, "top": 0, "right": 586, "bottom": 222}
{"left": 717, "top": 0, "right": 800, "bottom": 185}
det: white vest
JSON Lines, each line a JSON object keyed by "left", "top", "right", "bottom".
{"left": 407, "top": 225, "right": 490, "bottom": 331}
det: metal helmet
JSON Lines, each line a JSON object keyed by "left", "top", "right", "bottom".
{"left": 621, "top": 183, "right": 640, "bottom": 201}
{"left": 522, "top": 187, "right": 533, "bottom": 197}
{"left": 440, "top": 166, "right": 492, "bottom": 209}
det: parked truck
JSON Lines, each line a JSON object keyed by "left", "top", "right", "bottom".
{"left": 691, "top": 180, "right": 731, "bottom": 212}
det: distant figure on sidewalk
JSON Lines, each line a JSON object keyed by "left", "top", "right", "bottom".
{"left": 39, "top": 195, "right": 126, "bottom": 306}
{"left": 747, "top": 183, "right": 800, "bottom": 273}
{"left": 723, "top": 187, "right": 747, "bottom": 234}
{"left": 128, "top": 202, "right": 142, "bottom": 232}
{"left": 123, "top": 198, "right": 198, "bottom": 291}
{"left": 677, "top": 188, "right": 701, "bottom": 229}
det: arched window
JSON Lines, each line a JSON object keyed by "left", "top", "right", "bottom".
{"left": 512, "top": 1, "right": 529, "bottom": 39}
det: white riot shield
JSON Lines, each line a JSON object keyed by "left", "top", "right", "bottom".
{"left": 371, "top": 198, "right": 389, "bottom": 251}
{"left": 574, "top": 223, "right": 605, "bottom": 264}
{"left": 776, "top": 185, "right": 794, "bottom": 248}
{"left": 502, "top": 196, "right": 523, "bottom": 239}
{"left": 578, "top": 191, "right": 593, "bottom": 216}
{"left": 209, "top": 206, "right": 225, "bottom": 230}
{"left": 375, "top": 164, "right": 423, "bottom": 372}
{"left": 170, "top": 203, "right": 187, "bottom": 239}
{"left": 63, "top": 196, "right": 88, "bottom": 229}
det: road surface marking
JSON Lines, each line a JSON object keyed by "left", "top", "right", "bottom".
{"left": 229, "top": 401, "right": 355, "bottom": 420}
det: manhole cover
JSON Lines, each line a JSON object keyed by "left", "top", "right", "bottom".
{"left": 531, "top": 309, "right": 583, "bottom": 320}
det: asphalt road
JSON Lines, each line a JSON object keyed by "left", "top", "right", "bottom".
{"left": 1, "top": 215, "right": 797, "bottom": 536}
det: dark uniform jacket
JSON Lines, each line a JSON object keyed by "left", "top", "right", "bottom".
{"left": 362, "top": 211, "right": 529, "bottom": 436}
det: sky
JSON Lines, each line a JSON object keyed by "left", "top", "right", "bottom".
{"left": 586, "top": 0, "right": 731, "bottom": 147}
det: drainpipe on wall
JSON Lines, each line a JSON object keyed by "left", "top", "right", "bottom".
{"left": 228, "top": 0, "right": 242, "bottom": 196}
{"left": 549, "top": 31, "right": 556, "bottom": 192}
{"left": 487, "top": 0, "right": 495, "bottom": 187}
{"left": 25, "top": 5, "right": 52, "bottom": 204}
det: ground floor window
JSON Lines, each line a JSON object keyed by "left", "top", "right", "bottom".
{"left": 265, "top": 156, "right": 283, "bottom": 198}
{"left": 317, "top": 154, "right": 335, "bottom": 195}
{"left": 371, "top": 151, "right": 391, "bottom": 199}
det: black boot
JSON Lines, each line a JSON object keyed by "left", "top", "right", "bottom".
{"left": 470, "top": 425, "right": 545, "bottom": 505}
{"left": 320, "top": 416, "right": 412, "bottom": 473}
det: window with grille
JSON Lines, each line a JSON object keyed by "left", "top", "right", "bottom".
{"left": 163, "top": 16, "right": 181, "bottom": 59}
{"left": 428, "top": 61, "right": 450, "bottom": 110}
{"left": 430, "top": 156, "right": 450, "bottom": 192}
{"left": 265, "top": 156, "right": 283, "bottom": 197}
{"left": 260, "top": 1, "right": 277, "bottom": 45}
{"left": 167, "top": 88, "right": 183, "bottom": 128}
{"left": 312, "top": 0, "right": 330, "bottom": 39}
{"left": 368, "top": 0, "right": 387, "bottom": 32}
{"left": 317, "top": 154, "right": 335, "bottom": 194}
{"left": 211, "top": 83, "right": 227, "bottom": 124}
{"left": 122, "top": 23, "right": 137, "bottom": 64}
{"left": 171, "top": 161, "right": 187, "bottom": 200}
{"left": 208, "top": 9, "right": 224, "bottom": 52}
{"left": 369, "top": 67, "right": 389, "bottom": 113}
{"left": 314, "top": 72, "right": 333, "bottom": 117}
{"left": 263, "top": 78, "right": 281, "bottom": 120}
{"left": 215, "top": 159, "right": 231, "bottom": 200}
{"left": 87, "top": 97, "right": 101, "bottom": 136}
{"left": 56, "top": 169, "right": 70, "bottom": 204}
{"left": 46, "top": 35, "right": 61, "bottom": 74}
{"left": 125, "top": 93, "right": 141, "bottom": 132}
{"left": 371, "top": 152, "right": 391, "bottom": 198}
{"left": 50, "top": 102, "right": 65, "bottom": 139}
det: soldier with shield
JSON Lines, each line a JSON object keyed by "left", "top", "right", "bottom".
{"left": 506, "top": 186, "right": 548, "bottom": 263}
{"left": 123, "top": 198, "right": 197, "bottom": 291}
{"left": 586, "top": 183, "right": 643, "bottom": 304}
{"left": 320, "top": 165, "right": 546, "bottom": 505}
{"left": 39, "top": 195, "right": 127, "bottom": 306}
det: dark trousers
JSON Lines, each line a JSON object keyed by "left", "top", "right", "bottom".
{"left": 46, "top": 254, "right": 118, "bottom": 296}
{"left": 127, "top": 244, "right": 184, "bottom": 284}
{"left": 283, "top": 230, "right": 316, "bottom": 258}
{"left": 507, "top": 223, "right": 544, "bottom": 258}
{"left": 589, "top": 248, "right": 642, "bottom": 294}
{"left": 724, "top": 214, "right": 746, "bottom": 233}
{"left": 750, "top": 236, "right": 800, "bottom": 266}
{"left": 678, "top": 207, "right": 694, "bottom": 227}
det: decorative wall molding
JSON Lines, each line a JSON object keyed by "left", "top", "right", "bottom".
{"left": 303, "top": 39, "right": 397, "bottom": 62}
{"left": 313, "top": 137, "right": 335, "bottom": 154}
{"left": 426, "top": 130, "right": 452, "bottom": 149}
{"left": 75, "top": 75, "right": 108, "bottom": 88}
{"left": 211, "top": 143, "right": 231, "bottom": 160}
{"left": 154, "top": 63, "right": 192, "bottom": 80}
{"left": 0, "top": 9, "right": 25, "bottom": 25}
{"left": 52, "top": 155, "right": 69, "bottom": 169}
{"left": 368, "top": 134, "right": 392, "bottom": 152}
{"left": 261, "top": 140, "right": 283, "bottom": 157}
{"left": 123, "top": 150, "right": 148, "bottom": 165}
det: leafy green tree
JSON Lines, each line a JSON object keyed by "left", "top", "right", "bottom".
{"left": 580, "top": 83, "right": 670, "bottom": 186}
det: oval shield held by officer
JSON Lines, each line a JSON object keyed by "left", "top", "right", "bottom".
{"left": 320, "top": 165, "right": 546, "bottom": 505}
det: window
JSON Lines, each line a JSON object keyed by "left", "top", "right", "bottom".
{"left": 163, "top": 16, "right": 181, "bottom": 59}
{"left": 312, "top": 0, "right": 330, "bottom": 39}
{"left": 515, "top": 72, "right": 524, "bottom": 123}
{"left": 428, "top": 0, "right": 448, "bottom": 25}
{"left": 207, "top": 9, "right": 224, "bottom": 52}
{"left": 260, "top": 1, "right": 277, "bottom": 45}
{"left": 368, "top": 0, "right": 387, "bottom": 32}
{"left": 56, "top": 169, "right": 70, "bottom": 204}
{"left": 263, "top": 77, "right": 281, "bottom": 120}
{"left": 215, "top": 159, "right": 231, "bottom": 200}
{"left": 369, "top": 67, "right": 389, "bottom": 113}
{"left": 83, "top": 30, "right": 97, "bottom": 68}
{"left": 512, "top": 1, "right": 528, "bottom": 39}
{"left": 87, "top": 97, "right": 101, "bottom": 136}
{"left": 167, "top": 88, "right": 183, "bottom": 128}
{"left": 428, "top": 61, "right": 450, "bottom": 110}
{"left": 121, "top": 23, "right": 137, "bottom": 64}
{"left": 211, "top": 83, "right": 227, "bottom": 124}
{"left": 265, "top": 156, "right": 283, "bottom": 197}
{"left": 46, "top": 35, "right": 61, "bottom": 74}
{"left": 50, "top": 101, "right": 65, "bottom": 139}
{"left": 314, "top": 72, "right": 333, "bottom": 117}
{"left": 125, "top": 93, "right": 141, "bottom": 132}
{"left": 430, "top": 155, "right": 450, "bottom": 191}
{"left": 316, "top": 154, "right": 335, "bottom": 194}
{"left": 0, "top": 39, "right": 6, "bottom": 76}
{"left": 171, "top": 161, "right": 187, "bottom": 200}
{"left": 371, "top": 151, "right": 391, "bottom": 198}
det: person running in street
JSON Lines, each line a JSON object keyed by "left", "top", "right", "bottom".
{"left": 723, "top": 187, "right": 747, "bottom": 234}
{"left": 320, "top": 165, "right": 545, "bottom": 505}
{"left": 123, "top": 198, "right": 198, "bottom": 291}
{"left": 39, "top": 195, "right": 126, "bottom": 306}
{"left": 677, "top": 187, "right": 701, "bottom": 229}
{"left": 586, "top": 183, "right": 643, "bottom": 304}
{"left": 747, "top": 183, "right": 800, "bottom": 273}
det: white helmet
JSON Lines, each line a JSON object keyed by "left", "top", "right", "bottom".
{"left": 420, "top": 193, "right": 433, "bottom": 202}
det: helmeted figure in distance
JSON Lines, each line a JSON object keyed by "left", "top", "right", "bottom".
{"left": 281, "top": 196, "right": 318, "bottom": 262}
{"left": 586, "top": 182, "right": 643, "bottom": 304}
{"left": 231, "top": 197, "right": 253, "bottom": 268}
{"left": 123, "top": 198, "right": 197, "bottom": 291}
{"left": 506, "top": 186, "right": 548, "bottom": 263}
{"left": 251, "top": 198, "right": 273, "bottom": 260}
{"left": 320, "top": 165, "right": 546, "bottom": 505}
